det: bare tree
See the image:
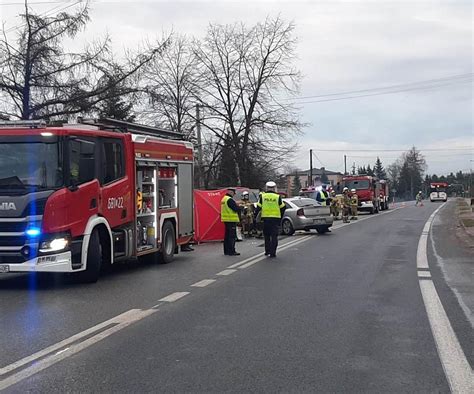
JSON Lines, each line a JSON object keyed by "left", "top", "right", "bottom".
{"left": 141, "top": 34, "right": 200, "bottom": 137}
{"left": 0, "top": 1, "right": 166, "bottom": 120}
{"left": 194, "top": 17, "right": 302, "bottom": 187}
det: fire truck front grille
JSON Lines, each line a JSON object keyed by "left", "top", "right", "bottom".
{"left": 0, "top": 255, "right": 25, "bottom": 264}
{"left": 0, "top": 237, "right": 27, "bottom": 247}
{"left": 0, "top": 222, "right": 27, "bottom": 233}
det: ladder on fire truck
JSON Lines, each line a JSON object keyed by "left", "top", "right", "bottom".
{"left": 0, "top": 118, "right": 186, "bottom": 140}
{"left": 77, "top": 118, "right": 185, "bottom": 140}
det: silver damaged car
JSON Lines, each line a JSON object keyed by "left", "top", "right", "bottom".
{"left": 281, "top": 197, "right": 333, "bottom": 235}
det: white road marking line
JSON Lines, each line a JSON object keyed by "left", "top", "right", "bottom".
{"left": 0, "top": 309, "right": 156, "bottom": 391}
{"left": 216, "top": 269, "right": 236, "bottom": 276}
{"left": 239, "top": 236, "right": 314, "bottom": 269}
{"left": 158, "top": 292, "right": 190, "bottom": 302}
{"left": 239, "top": 256, "right": 267, "bottom": 269}
{"left": 417, "top": 271, "right": 432, "bottom": 278}
{"left": 226, "top": 236, "right": 311, "bottom": 269}
{"left": 0, "top": 308, "right": 142, "bottom": 377}
{"left": 419, "top": 281, "right": 474, "bottom": 392}
{"left": 416, "top": 203, "right": 474, "bottom": 393}
{"left": 54, "top": 348, "right": 69, "bottom": 356}
{"left": 191, "top": 279, "right": 216, "bottom": 287}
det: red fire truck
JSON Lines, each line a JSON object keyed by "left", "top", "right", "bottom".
{"left": 343, "top": 175, "right": 381, "bottom": 214}
{"left": 429, "top": 182, "right": 448, "bottom": 202}
{"left": 0, "top": 118, "right": 194, "bottom": 282}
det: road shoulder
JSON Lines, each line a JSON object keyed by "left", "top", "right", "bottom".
{"left": 428, "top": 200, "right": 474, "bottom": 368}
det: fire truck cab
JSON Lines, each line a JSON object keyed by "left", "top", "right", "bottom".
{"left": 429, "top": 182, "right": 448, "bottom": 202}
{"left": 343, "top": 175, "right": 381, "bottom": 214}
{"left": 0, "top": 119, "right": 194, "bottom": 282}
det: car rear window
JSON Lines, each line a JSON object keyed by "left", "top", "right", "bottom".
{"left": 291, "top": 198, "right": 318, "bottom": 207}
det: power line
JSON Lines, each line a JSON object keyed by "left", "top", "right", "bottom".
{"left": 292, "top": 78, "right": 472, "bottom": 105}
{"left": 290, "top": 73, "right": 473, "bottom": 101}
{"left": 4, "top": 0, "right": 83, "bottom": 34}
{"left": 311, "top": 148, "right": 472, "bottom": 152}
{"left": 1, "top": 1, "right": 64, "bottom": 5}
{"left": 311, "top": 151, "right": 325, "bottom": 167}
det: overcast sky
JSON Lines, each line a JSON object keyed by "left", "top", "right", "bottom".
{"left": 1, "top": 0, "right": 472, "bottom": 175}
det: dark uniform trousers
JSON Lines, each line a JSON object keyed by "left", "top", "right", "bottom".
{"left": 224, "top": 222, "right": 237, "bottom": 255}
{"left": 263, "top": 218, "right": 280, "bottom": 256}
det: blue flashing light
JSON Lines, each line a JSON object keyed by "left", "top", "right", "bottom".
{"left": 26, "top": 228, "right": 41, "bottom": 237}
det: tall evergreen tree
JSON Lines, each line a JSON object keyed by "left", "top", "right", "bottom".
{"left": 366, "top": 164, "right": 375, "bottom": 176}
{"left": 396, "top": 147, "right": 426, "bottom": 199}
{"left": 374, "top": 157, "right": 387, "bottom": 179}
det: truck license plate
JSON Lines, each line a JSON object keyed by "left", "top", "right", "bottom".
{"left": 0, "top": 265, "right": 9, "bottom": 273}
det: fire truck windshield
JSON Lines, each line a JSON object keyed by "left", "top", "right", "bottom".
{"left": 344, "top": 180, "right": 370, "bottom": 190}
{"left": 0, "top": 140, "right": 63, "bottom": 193}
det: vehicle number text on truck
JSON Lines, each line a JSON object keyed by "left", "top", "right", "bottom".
{"left": 107, "top": 197, "right": 124, "bottom": 210}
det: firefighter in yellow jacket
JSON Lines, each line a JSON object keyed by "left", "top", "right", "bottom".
{"left": 240, "top": 191, "right": 254, "bottom": 237}
{"left": 350, "top": 188, "right": 358, "bottom": 220}
{"left": 342, "top": 187, "right": 351, "bottom": 223}
{"left": 330, "top": 190, "right": 340, "bottom": 219}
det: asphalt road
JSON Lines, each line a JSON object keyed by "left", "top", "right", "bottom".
{"left": 0, "top": 201, "right": 472, "bottom": 392}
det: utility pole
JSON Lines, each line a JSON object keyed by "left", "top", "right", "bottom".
{"left": 352, "top": 162, "right": 356, "bottom": 175}
{"left": 195, "top": 104, "right": 203, "bottom": 189}
{"left": 309, "top": 149, "right": 313, "bottom": 187}
{"left": 344, "top": 155, "right": 347, "bottom": 175}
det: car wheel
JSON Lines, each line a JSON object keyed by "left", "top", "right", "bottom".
{"left": 281, "top": 219, "right": 295, "bottom": 236}
{"left": 159, "top": 221, "right": 176, "bottom": 264}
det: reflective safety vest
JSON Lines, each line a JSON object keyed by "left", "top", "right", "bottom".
{"left": 258, "top": 192, "right": 285, "bottom": 219}
{"left": 350, "top": 194, "right": 358, "bottom": 205}
{"left": 319, "top": 190, "right": 328, "bottom": 206}
{"left": 221, "top": 195, "right": 240, "bottom": 222}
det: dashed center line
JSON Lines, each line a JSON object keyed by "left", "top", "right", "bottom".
{"left": 216, "top": 269, "right": 236, "bottom": 276}
{"left": 191, "top": 279, "right": 216, "bottom": 287}
{"left": 159, "top": 292, "right": 190, "bottom": 302}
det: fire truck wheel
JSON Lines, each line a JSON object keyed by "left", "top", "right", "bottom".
{"left": 78, "top": 229, "right": 102, "bottom": 283}
{"left": 159, "top": 221, "right": 176, "bottom": 264}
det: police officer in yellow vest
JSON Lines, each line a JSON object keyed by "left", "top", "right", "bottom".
{"left": 316, "top": 184, "right": 330, "bottom": 206}
{"left": 255, "top": 181, "right": 286, "bottom": 258}
{"left": 221, "top": 187, "right": 242, "bottom": 256}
